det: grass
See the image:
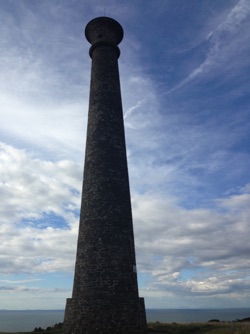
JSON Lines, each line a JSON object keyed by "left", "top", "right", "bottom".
{"left": 148, "top": 321, "right": 250, "bottom": 333}
{"left": 0, "top": 330, "right": 62, "bottom": 334}
{"left": 1, "top": 322, "right": 250, "bottom": 334}
{"left": 0, "top": 332, "right": 62, "bottom": 334}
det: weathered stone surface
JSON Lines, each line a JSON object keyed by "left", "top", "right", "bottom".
{"left": 63, "top": 17, "right": 147, "bottom": 334}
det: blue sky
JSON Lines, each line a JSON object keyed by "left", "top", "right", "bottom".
{"left": 0, "top": 0, "right": 250, "bottom": 310}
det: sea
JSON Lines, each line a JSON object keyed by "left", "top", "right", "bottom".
{"left": 0, "top": 309, "right": 250, "bottom": 332}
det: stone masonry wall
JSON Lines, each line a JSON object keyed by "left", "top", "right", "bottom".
{"left": 63, "top": 17, "right": 147, "bottom": 334}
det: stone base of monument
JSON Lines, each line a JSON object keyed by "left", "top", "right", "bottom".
{"left": 63, "top": 297, "right": 147, "bottom": 334}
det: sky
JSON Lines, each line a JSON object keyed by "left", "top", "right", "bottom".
{"left": 0, "top": 0, "right": 250, "bottom": 311}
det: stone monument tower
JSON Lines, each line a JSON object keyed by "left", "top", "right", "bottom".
{"left": 63, "top": 17, "right": 147, "bottom": 334}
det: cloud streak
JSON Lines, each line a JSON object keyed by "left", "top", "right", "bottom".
{"left": 167, "top": 0, "right": 250, "bottom": 93}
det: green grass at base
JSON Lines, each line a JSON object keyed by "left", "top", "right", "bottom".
{"left": 1, "top": 322, "right": 250, "bottom": 334}
{"left": 0, "top": 332, "right": 62, "bottom": 334}
{"left": 0, "top": 332, "right": 61, "bottom": 334}
{"left": 148, "top": 321, "right": 250, "bottom": 333}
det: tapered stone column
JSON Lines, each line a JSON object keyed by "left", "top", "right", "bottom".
{"left": 63, "top": 17, "right": 147, "bottom": 334}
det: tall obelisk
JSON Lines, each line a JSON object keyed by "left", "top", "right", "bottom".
{"left": 63, "top": 17, "right": 147, "bottom": 334}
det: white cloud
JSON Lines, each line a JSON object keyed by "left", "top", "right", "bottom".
{"left": 0, "top": 143, "right": 80, "bottom": 274}
{"left": 0, "top": 3, "right": 90, "bottom": 162}
{"left": 0, "top": 278, "right": 42, "bottom": 285}
{"left": 167, "top": 0, "right": 250, "bottom": 92}
{"left": 1, "top": 141, "right": 249, "bottom": 307}
{"left": 132, "top": 187, "right": 250, "bottom": 303}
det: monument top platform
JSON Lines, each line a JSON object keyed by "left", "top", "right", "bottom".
{"left": 85, "top": 16, "right": 124, "bottom": 46}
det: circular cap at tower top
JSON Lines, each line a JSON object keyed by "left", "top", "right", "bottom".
{"left": 85, "top": 17, "right": 124, "bottom": 45}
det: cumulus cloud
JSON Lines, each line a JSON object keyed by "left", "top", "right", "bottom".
{"left": 2, "top": 140, "right": 249, "bottom": 306}
{"left": 132, "top": 186, "right": 250, "bottom": 302}
{"left": 0, "top": 142, "right": 81, "bottom": 275}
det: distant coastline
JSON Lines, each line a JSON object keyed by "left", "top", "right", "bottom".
{"left": 1, "top": 308, "right": 250, "bottom": 332}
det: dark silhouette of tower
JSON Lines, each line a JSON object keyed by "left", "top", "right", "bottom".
{"left": 63, "top": 17, "right": 147, "bottom": 334}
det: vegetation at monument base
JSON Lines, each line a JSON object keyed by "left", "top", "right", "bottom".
{"left": 1, "top": 321, "right": 250, "bottom": 334}
{"left": 147, "top": 321, "right": 250, "bottom": 333}
{"left": 0, "top": 322, "right": 63, "bottom": 334}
